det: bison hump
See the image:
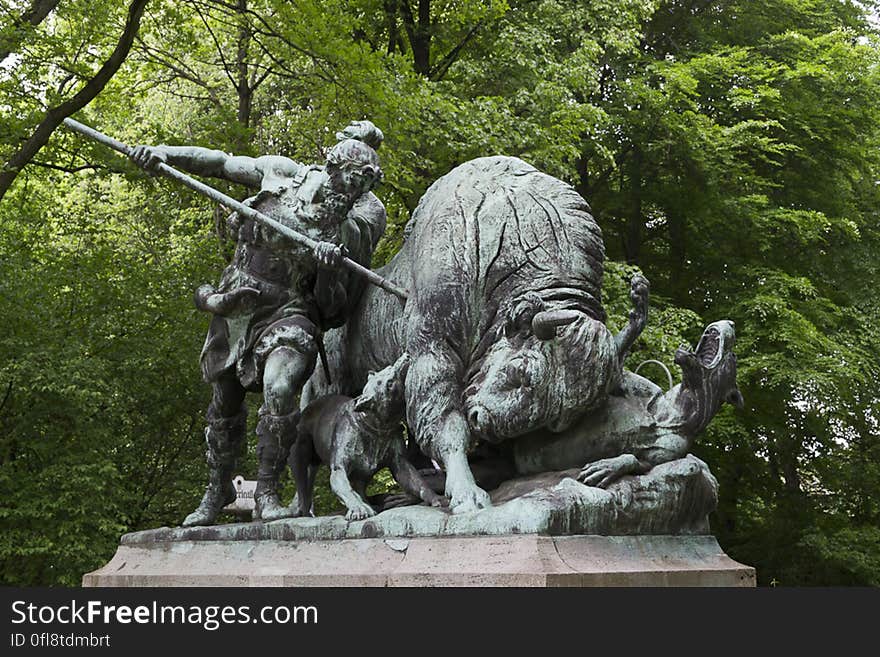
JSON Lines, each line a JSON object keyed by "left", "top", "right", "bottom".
{"left": 408, "top": 156, "right": 605, "bottom": 321}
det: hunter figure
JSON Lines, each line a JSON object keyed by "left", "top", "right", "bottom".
{"left": 130, "top": 121, "right": 386, "bottom": 525}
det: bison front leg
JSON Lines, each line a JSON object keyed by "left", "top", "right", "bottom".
{"left": 406, "top": 350, "right": 491, "bottom": 513}
{"left": 614, "top": 273, "right": 649, "bottom": 358}
{"left": 441, "top": 415, "right": 492, "bottom": 514}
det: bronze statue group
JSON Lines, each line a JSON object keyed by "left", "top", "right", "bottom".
{"left": 128, "top": 119, "right": 743, "bottom": 528}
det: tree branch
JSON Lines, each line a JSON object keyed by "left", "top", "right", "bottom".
{"left": 134, "top": 36, "right": 222, "bottom": 104}
{"left": 192, "top": 1, "right": 239, "bottom": 90}
{"left": 0, "top": 0, "right": 61, "bottom": 62}
{"left": 0, "top": 0, "right": 151, "bottom": 201}
{"left": 430, "top": 22, "right": 482, "bottom": 81}
{"left": 0, "top": 378, "right": 12, "bottom": 416}
{"left": 30, "top": 160, "right": 115, "bottom": 173}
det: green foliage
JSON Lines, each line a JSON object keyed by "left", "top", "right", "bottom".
{"left": 587, "top": 0, "right": 880, "bottom": 586}
{"left": 1, "top": 0, "right": 878, "bottom": 586}
{"left": 0, "top": 163, "right": 221, "bottom": 584}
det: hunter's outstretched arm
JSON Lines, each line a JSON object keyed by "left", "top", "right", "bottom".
{"left": 129, "top": 145, "right": 299, "bottom": 189}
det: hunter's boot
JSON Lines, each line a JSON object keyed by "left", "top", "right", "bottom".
{"left": 253, "top": 408, "right": 299, "bottom": 521}
{"left": 182, "top": 404, "right": 247, "bottom": 527}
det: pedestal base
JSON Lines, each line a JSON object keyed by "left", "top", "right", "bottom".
{"left": 83, "top": 534, "right": 755, "bottom": 587}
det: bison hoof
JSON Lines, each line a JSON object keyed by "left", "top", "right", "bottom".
{"left": 449, "top": 486, "right": 491, "bottom": 514}
{"left": 346, "top": 503, "right": 376, "bottom": 521}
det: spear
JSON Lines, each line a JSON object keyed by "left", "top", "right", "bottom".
{"left": 62, "top": 117, "right": 410, "bottom": 302}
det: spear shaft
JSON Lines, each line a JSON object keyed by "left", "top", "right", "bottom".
{"left": 62, "top": 117, "right": 409, "bottom": 302}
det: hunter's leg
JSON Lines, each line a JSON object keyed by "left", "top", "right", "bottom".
{"left": 254, "top": 345, "right": 314, "bottom": 521}
{"left": 183, "top": 374, "right": 247, "bottom": 527}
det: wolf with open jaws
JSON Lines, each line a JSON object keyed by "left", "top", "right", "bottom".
{"left": 512, "top": 320, "right": 743, "bottom": 484}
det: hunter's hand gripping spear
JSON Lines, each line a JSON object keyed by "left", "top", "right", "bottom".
{"left": 62, "top": 117, "right": 409, "bottom": 302}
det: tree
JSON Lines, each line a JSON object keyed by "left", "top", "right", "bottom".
{"left": 574, "top": 0, "right": 880, "bottom": 584}
{"left": 0, "top": 0, "right": 150, "bottom": 200}
{"left": 1, "top": 0, "right": 878, "bottom": 586}
{"left": 0, "top": 0, "right": 62, "bottom": 62}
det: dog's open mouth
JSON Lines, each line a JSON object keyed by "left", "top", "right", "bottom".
{"left": 675, "top": 321, "right": 735, "bottom": 371}
{"left": 695, "top": 327, "right": 722, "bottom": 368}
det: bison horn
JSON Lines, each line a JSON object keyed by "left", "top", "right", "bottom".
{"left": 532, "top": 309, "right": 583, "bottom": 341}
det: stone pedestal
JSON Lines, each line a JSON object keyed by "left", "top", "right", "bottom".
{"left": 83, "top": 534, "right": 754, "bottom": 587}
{"left": 83, "top": 463, "right": 754, "bottom": 586}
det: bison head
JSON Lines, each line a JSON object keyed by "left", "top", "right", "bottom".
{"left": 464, "top": 293, "right": 619, "bottom": 441}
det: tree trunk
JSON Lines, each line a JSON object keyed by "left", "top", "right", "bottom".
{"left": 574, "top": 153, "right": 589, "bottom": 199}
{"left": 0, "top": 0, "right": 150, "bottom": 202}
{"left": 235, "top": 0, "right": 251, "bottom": 128}
{"left": 624, "top": 146, "right": 643, "bottom": 264}
{"left": 400, "top": 0, "right": 431, "bottom": 76}
{"left": 415, "top": 0, "right": 430, "bottom": 74}
{"left": 384, "top": 0, "right": 399, "bottom": 55}
{"left": 668, "top": 206, "right": 686, "bottom": 294}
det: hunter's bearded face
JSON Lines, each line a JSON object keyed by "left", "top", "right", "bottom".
{"left": 315, "top": 186, "right": 352, "bottom": 223}
{"left": 328, "top": 163, "right": 380, "bottom": 200}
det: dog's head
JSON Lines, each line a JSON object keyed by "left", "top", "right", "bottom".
{"left": 353, "top": 353, "right": 410, "bottom": 419}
